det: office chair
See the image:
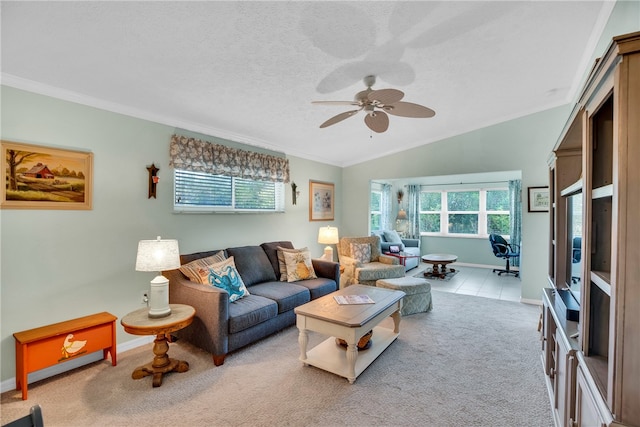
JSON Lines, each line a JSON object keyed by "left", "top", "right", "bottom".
{"left": 571, "top": 236, "right": 582, "bottom": 284}
{"left": 489, "top": 234, "right": 520, "bottom": 277}
{"left": 2, "top": 404, "right": 44, "bottom": 427}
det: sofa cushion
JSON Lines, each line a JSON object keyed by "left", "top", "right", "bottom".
{"left": 226, "top": 246, "right": 277, "bottom": 286}
{"left": 260, "top": 241, "right": 294, "bottom": 281}
{"left": 282, "top": 248, "right": 317, "bottom": 282}
{"left": 383, "top": 230, "right": 403, "bottom": 244}
{"left": 204, "top": 257, "right": 250, "bottom": 303}
{"left": 180, "top": 249, "right": 227, "bottom": 265}
{"left": 179, "top": 250, "right": 227, "bottom": 282}
{"left": 248, "top": 281, "right": 310, "bottom": 314}
{"left": 228, "top": 295, "right": 278, "bottom": 334}
{"left": 350, "top": 242, "right": 371, "bottom": 264}
{"left": 295, "top": 277, "right": 337, "bottom": 300}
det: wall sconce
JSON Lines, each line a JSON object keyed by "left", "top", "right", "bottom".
{"left": 291, "top": 181, "right": 300, "bottom": 205}
{"left": 147, "top": 164, "right": 159, "bottom": 199}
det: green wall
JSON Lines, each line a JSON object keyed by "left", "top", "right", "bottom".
{"left": 0, "top": 86, "right": 341, "bottom": 382}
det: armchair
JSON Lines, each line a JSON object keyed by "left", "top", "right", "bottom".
{"left": 337, "top": 235, "right": 405, "bottom": 287}
{"left": 372, "top": 230, "right": 421, "bottom": 271}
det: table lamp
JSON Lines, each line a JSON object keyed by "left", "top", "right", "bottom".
{"left": 318, "top": 226, "right": 339, "bottom": 261}
{"left": 135, "top": 236, "right": 181, "bottom": 318}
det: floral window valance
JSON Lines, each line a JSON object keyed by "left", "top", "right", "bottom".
{"left": 169, "top": 134, "right": 290, "bottom": 183}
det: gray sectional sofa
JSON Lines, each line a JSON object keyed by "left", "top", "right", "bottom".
{"left": 165, "top": 241, "right": 340, "bottom": 366}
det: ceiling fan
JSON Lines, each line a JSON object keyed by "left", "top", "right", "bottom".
{"left": 312, "top": 75, "right": 435, "bottom": 133}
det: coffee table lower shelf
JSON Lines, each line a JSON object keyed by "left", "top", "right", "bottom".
{"left": 301, "top": 325, "right": 398, "bottom": 383}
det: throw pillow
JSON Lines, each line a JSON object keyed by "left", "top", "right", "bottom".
{"left": 276, "top": 246, "right": 310, "bottom": 282}
{"left": 179, "top": 251, "right": 226, "bottom": 282}
{"left": 282, "top": 248, "right": 317, "bottom": 282}
{"left": 350, "top": 243, "right": 371, "bottom": 264}
{"left": 203, "top": 257, "right": 250, "bottom": 303}
{"left": 383, "top": 230, "right": 403, "bottom": 244}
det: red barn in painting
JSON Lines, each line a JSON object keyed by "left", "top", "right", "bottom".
{"left": 23, "top": 163, "right": 54, "bottom": 179}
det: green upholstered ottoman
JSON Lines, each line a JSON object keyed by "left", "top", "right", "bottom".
{"left": 375, "top": 277, "right": 432, "bottom": 316}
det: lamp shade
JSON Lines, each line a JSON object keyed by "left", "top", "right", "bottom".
{"left": 135, "top": 236, "right": 181, "bottom": 272}
{"left": 396, "top": 209, "right": 408, "bottom": 220}
{"left": 318, "top": 226, "right": 339, "bottom": 245}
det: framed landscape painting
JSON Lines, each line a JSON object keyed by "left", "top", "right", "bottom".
{"left": 528, "top": 186, "right": 549, "bottom": 212}
{"left": 1, "top": 140, "right": 93, "bottom": 210}
{"left": 309, "top": 180, "right": 334, "bottom": 221}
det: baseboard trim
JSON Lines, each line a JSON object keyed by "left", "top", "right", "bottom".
{"left": 0, "top": 335, "right": 153, "bottom": 394}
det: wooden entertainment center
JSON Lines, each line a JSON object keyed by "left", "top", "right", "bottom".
{"left": 543, "top": 32, "right": 640, "bottom": 427}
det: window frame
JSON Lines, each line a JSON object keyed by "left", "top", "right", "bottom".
{"left": 419, "top": 187, "right": 510, "bottom": 238}
{"left": 173, "top": 168, "right": 285, "bottom": 213}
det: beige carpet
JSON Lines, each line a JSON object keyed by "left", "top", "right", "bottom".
{"left": 1, "top": 290, "right": 552, "bottom": 427}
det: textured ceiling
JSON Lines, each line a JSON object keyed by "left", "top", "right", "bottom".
{"left": 1, "top": 1, "right": 612, "bottom": 166}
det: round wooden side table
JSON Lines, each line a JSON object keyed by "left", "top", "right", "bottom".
{"left": 421, "top": 253, "right": 458, "bottom": 279}
{"left": 121, "top": 303, "right": 195, "bottom": 387}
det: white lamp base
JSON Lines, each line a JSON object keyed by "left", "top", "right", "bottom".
{"left": 148, "top": 275, "right": 171, "bottom": 318}
{"left": 322, "top": 246, "right": 334, "bottom": 262}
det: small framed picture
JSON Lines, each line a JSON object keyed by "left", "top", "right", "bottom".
{"left": 388, "top": 245, "right": 401, "bottom": 253}
{"left": 528, "top": 186, "right": 550, "bottom": 212}
{"left": 309, "top": 180, "right": 334, "bottom": 221}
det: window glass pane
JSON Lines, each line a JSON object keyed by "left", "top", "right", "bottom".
{"left": 371, "top": 191, "right": 381, "bottom": 211}
{"left": 487, "top": 214, "right": 510, "bottom": 235}
{"left": 448, "top": 214, "right": 478, "bottom": 234}
{"left": 175, "top": 170, "right": 231, "bottom": 206}
{"left": 420, "top": 213, "right": 440, "bottom": 232}
{"left": 371, "top": 213, "right": 381, "bottom": 230}
{"left": 235, "top": 178, "right": 275, "bottom": 210}
{"left": 487, "top": 190, "right": 509, "bottom": 211}
{"left": 447, "top": 191, "right": 479, "bottom": 211}
{"left": 420, "top": 192, "right": 441, "bottom": 210}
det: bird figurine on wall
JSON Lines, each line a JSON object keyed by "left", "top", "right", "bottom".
{"left": 61, "top": 334, "right": 87, "bottom": 359}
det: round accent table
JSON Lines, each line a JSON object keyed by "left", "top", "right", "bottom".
{"left": 421, "top": 253, "right": 458, "bottom": 279}
{"left": 121, "top": 303, "right": 195, "bottom": 387}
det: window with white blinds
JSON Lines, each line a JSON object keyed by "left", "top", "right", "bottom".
{"left": 174, "top": 169, "right": 285, "bottom": 213}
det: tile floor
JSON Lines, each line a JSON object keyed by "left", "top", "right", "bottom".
{"left": 412, "top": 264, "right": 522, "bottom": 302}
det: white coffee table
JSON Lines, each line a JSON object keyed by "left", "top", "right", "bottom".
{"left": 294, "top": 284, "right": 405, "bottom": 384}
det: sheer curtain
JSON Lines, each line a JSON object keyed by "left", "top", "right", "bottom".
{"left": 406, "top": 184, "right": 420, "bottom": 239}
{"left": 381, "top": 183, "right": 393, "bottom": 230}
{"left": 509, "top": 179, "right": 522, "bottom": 267}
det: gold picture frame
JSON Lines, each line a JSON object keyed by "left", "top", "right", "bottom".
{"left": 309, "top": 180, "right": 334, "bottom": 221}
{"left": 2, "top": 140, "right": 93, "bottom": 210}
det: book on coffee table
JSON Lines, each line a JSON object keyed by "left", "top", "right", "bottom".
{"left": 333, "top": 295, "right": 375, "bottom": 305}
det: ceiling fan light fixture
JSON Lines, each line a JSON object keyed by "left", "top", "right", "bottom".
{"left": 312, "top": 75, "right": 435, "bottom": 133}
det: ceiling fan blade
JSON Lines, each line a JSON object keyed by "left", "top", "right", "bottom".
{"left": 368, "top": 88, "right": 404, "bottom": 105}
{"left": 319, "top": 110, "right": 360, "bottom": 128}
{"left": 312, "top": 100, "right": 360, "bottom": 106}
{"left": 364, "top": 111, "right": 389, "bottom": 133}
{"left": 385, "top": 101, "right": 436, "bottom": 118}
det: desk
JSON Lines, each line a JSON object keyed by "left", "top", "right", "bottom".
{"left": 121, "top": 304, "right": 195, "bottom": 387}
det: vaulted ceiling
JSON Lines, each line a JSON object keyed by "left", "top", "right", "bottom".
{"left": 1, "top": 1, "right": 612, "bottom": 166}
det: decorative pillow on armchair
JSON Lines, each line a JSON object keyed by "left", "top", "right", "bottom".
{"left": 350, "top": 243, "right": 371, "bottom": 264}
{"left": 282, "top": 248, "right": 317, "bottom": 282}
{"left": 383, "top": 230, "right": 404, "bottom": 244}
{"left": 197, "top": 257, "right": 250, "bottom": 302}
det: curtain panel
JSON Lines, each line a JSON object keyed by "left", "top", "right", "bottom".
{"left": 509, "top": 179, "right": 522, "bottom": 267}
{"left": 406, "top": 184, "right": 420, "bottom": 239}
{"left": 169, "top": 134, "right": 290, "bottom": 183}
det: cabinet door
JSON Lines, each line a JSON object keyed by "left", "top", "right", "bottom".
{"left": 554, "top": 335, "right": 577, "bottom": 427}
{"left": 575, "top": 362, "right": 609, "bottom": 427}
